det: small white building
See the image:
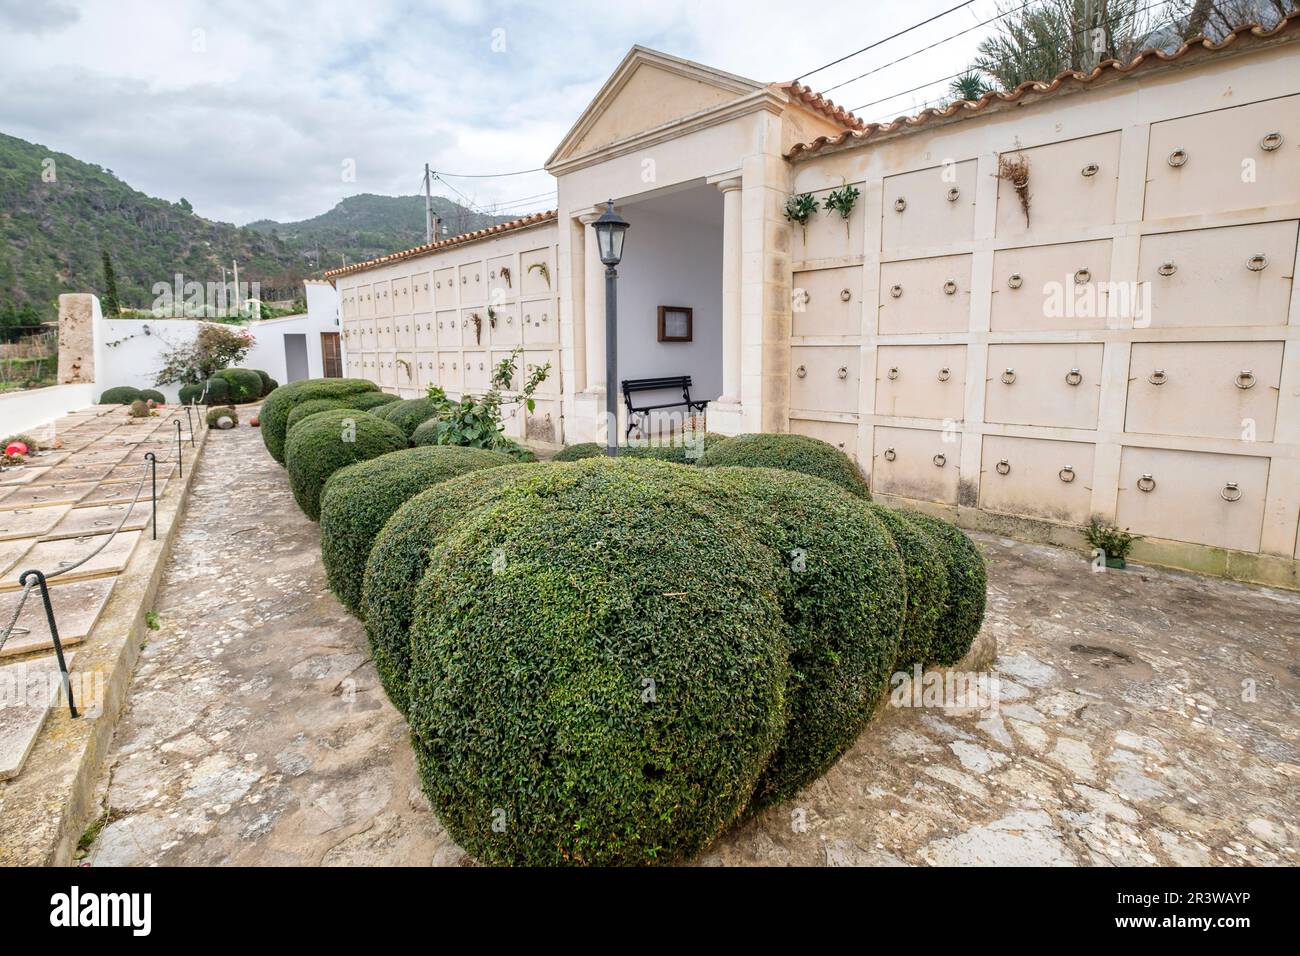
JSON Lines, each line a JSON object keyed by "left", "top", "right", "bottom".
{"left": 243, "top": 281, "right": 344, "bottom": 384}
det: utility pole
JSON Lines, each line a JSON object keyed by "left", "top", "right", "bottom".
{"left": 424, "top": 164, "right": 435, "bottom": 243}
{"left": 232, "top": 259, "right": 241, "bottom": 317}
{"left": 1081, "top": 0, "right": 1101, "bottom": 74}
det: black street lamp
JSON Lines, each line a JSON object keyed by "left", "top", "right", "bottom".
{"left": 593, "top": 199, "right": 629, "bottom": 457}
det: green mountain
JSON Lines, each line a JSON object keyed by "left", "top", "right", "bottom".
{"left": 0, "top": 132, "right": 513, "bottom": 321}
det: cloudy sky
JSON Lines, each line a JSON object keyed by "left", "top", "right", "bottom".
{"left": 0, "top": 0, "right": 1002, "bottom": 225}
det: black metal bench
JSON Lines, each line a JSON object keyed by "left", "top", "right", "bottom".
{"left": 621, "top": 376, "right": 709, "bottom": 438}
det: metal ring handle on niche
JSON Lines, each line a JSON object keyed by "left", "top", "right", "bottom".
{"left": 1220, "top": 482, "right": 1242, "bottom": 502}
{"left": 887, "top": 366, "right": 899, "bottom": 381}
{"left": 1158, "top": 261, "right": 1177, "bottom": 277}
{"left": 883, "top": 447, "right": 897, "bottom": 462}
{"left": 839, "top": 288, "right": 852, "bottom": 302}
{"left": 837, "top": 366, "right": 849, "bottom": 380}
{"left": 1081, "top": 162, "right": 1099, "bottom": 177}
{"left": 1007, "top": 273, "right": 1023, "bottom": 289}
{"left": 1065, "top": 368, "right": 1082, "bottom": 386}
{"left": 937, "top": 367, "right": 950, "bottom": 382}
{"left": 995, "top": 458, "right": 1011, "bottom": 476}
{"left": 1235, "top": 369, "right": 1255, "bottom": 390}
{"left": 1000, "top": 368, "right": 1016, "bottom": 384}
{"left": 1148, "top": 369, "right": 1167, "bottom": 386}
{"left": 795, "top": 365, "right": 807, "bottom": 379}
{"left": 890, "top": 284, "right": 903, "bottom": 298}
{"left": 1058, "top": 465, "right": 1075, "bottom": 483}
{"left": 946, "top": 187, "right": 960, "bottom": 202}
{"left": 1137, "top": 473, "right": 1156, "bottom": 493}
{"left": 1074, "top": 268, "right": 1091, "bottom": 284}
{"left": 894, "top": 197, "right": 907, "bottom": 212}
{"left": 1246, "top": 254, "right": 1268, "bottom": 272}
{"left": 1167, "top": 148, "right": 1188, "bottom": 167}
{"left": 943, "top": 280, "right": 957, "bottom": 295}
{"left": 932, "top": 453, "right": 946, "bottom": 468}
{"left": 1260, "top": 131, "right": 1283, "bottom": 151}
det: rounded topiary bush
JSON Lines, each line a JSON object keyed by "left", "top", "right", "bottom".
{"left": 284, "top": 399, "right": 355, "bottom": 437}
{"left": 363, "top": 464, "right": 538, "bottom": 711}
{"left": 178, "top": 382, "right": 204, "bottom": 405}
{"left": 870, "top": 505, "right": 949, "bottom": 672}
{"left": 703, "top": 468, "right": 906, "bottom": 809}
{"left": 349, "top": 392, "right": 399, "bottom": 411}
{"left": 700, "top": 433, "right": 870, "bottom": 498}
{"left": 261, "top": 377, "right": 379, "bottom": 464}
{"left": 284, "top": 409, "right": 406, "bottom": 520}
{"left": 376, "top": 397, "right": 444, "bottom": 439}
{"left": 215, "top": 367, "right": 263, "bottom": 403}
{"left": 896, "top": 510, "right": 987, "bottom": 665}
{"left": 202, "top": 375, "right": 232, "bottom": 405}
{"left": 139, "top": 388, "right": 166, "bottom": 405}
{"left": 552, "top": 434, "right": 727, "bottom": 465}
{"left": 251, "top": 369, "right": 275, "bottom": 397}
{"left": 551, "top": 442, "right": 601, "bottom": 461}
{"left": 319, "top": 445, "right": 513, "bottom": 618}
{"left": 405, "top": 458, "right": 790, "bottom": 866}
{"left": 100, "top": 386, "right": 142, "bottom": 404}
{"left": 205, "top": 405, "right": 238, "bottom": 428}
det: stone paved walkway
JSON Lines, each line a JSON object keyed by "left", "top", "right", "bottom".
{"left": 86, "top": 417, "right": 1299, "bottom": 866}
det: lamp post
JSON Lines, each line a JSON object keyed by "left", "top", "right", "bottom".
{"left": 592, "top": 199, "right": 629, "bottom": 457}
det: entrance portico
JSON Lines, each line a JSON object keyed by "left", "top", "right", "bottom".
{"left": 546, "top": 46, "right": 854, "bottom": 443}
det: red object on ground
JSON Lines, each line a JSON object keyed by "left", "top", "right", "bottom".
{"left": 250, "top": 416, "right": 260, "bottom": 427}
{"left": 5, "top": 441, "right": 29, "bottom": 457}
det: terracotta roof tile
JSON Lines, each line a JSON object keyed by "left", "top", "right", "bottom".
{"left": 784, "top": 14, "right": 1300, "bottom": 160}
{"left": 323, "top": 209, "right": 558, "bottom": 279}
{"left": 776, "top": 81, "right": 867, "bottom": 130}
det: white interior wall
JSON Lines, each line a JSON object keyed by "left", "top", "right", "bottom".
{"left": 615, "top": 186, "right": 723, "bottom": 427}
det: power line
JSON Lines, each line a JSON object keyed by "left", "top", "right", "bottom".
{"left": 433, "top": 166, "right": 546, "bottom": 178}
{"left": 796, "top": 0, "right": 978, "bottom": 82}
{"left": 820, "top": 0, "right": 1042, "bottom": 96}
{"left": 850, "top": 0, "right": 1171, "bottom": 115}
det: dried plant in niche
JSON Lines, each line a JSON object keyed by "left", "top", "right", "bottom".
{"left": 396, "top": 357, "right": 413, "bottom": 381}
{"left": 996, "top": 153, "right": 1030, "bottom": 226}
{"left": 471, "top": 312, "right": 483, "bottom": 344}
{"left": 527, "top": 262, "right": 550, "bottom": 288}
{"left": 499, "top": 266, "right": 511, "bottom": 288}
{"left": 487, "top": 306, "right": 498, "bottom": 330}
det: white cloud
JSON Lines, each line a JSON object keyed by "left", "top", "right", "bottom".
{"left": 0, "top": 0, "right": 998, "bottom": 224}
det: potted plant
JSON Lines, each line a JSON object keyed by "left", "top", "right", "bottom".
{"left": 1083, "top": 516, "right": 1139, "bottom": 569}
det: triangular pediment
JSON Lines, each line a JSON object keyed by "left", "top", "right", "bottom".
{"left": 547, "top": 47, "right": 764, "bottom": 167}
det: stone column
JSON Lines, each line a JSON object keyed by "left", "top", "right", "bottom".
{"left": 571, "top": 209, "right": 607, "bottom": 443}
{"left": 707, "top": 175, "right": 748, "bottom": 437}
{"left": 57, "top": 293, "right": 96, "bottom": 384}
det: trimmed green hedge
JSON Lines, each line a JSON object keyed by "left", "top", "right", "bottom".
{"left": 100, "top": 386, "right": 142, "bottom": 404}
{"left": 405, "top": 458, "right": 790, "bottom": 865}
{"left": 261, "top": 377, "right": 379, "bottom": 464}
{"left": 552, "top": 433, "right": 729, "bottom": 465}
{"left": 700, "top": 468, "right": 906, "bottom": 809}
{"left": 320, "top": 445, "right": 513, "bottom": 618}
{"left": 362, "top": 465, "right": 537, "bottom": 711}
{"left": 203, "top": 376, "right": 233, "bottom": 405}
{"left": 376, "top": 397, "right": 444, "bottom": 438}
{"left": 215, "top": 367, "right": 263, "bottom": 403}
{"left": 284, "top": 399, "right": 355, "bottom": 437}
{"left": 897, "top": 510, "right": 987, "bottom": 665}
{"left": 870, "top": 505, "right": 948, "bottom": 672}
{"left": 205, "top": 405, "right": 238, "bottom": 428}
{"left": 700, "top": 433, "right": 870, "bottom": 498}
{"left": 139, "top": 388, "right": 166, "bottom": 405}
{"left": 252, "top": 369, "right": 276, "bottom": 397}
{"left": 177, "top": 382, "right": 203, "bottom": 405}
{"left": 284, "top": 409, "right": 406, "bottom": 520}
{"left": 349, "top": 392, "right": 399, "bottom": 411}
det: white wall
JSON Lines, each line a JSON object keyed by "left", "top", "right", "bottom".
{"left": 615, "top": 189, "right": 723, "bottom": 423}
{"left": 96, "top": 317, "right": 203, "bottom": 402}
{"left": 0, "top": 383, "right": 96, "bottom": 436}
{"left": 244, "top": 284, "right": 340, "bottom": 384}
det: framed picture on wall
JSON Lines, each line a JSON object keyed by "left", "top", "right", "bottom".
{"left": 657, "top": 306, "right": 693, "bottom": 343}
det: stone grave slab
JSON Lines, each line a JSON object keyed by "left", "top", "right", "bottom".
{"left": 0, "top": 467, "right": 51, "bottom": 487}
{"left": 0, "top": 578, "right": 111, "bottom": 659}
{"left": 78, "top": 476, "right": 170, "bottom": 508}
{"left": 0, "top": 652, "right": 77, "bottom": 780}
{"left": 0, "top": 487, "right": 11, "bottom": 505}
{"left": 0, "top": 539, "right": 34, "bottom": 580}
{"left": 42, "top": 502, "right": 149, "bottom": 541}
{"left": 101, "top": 459, "right": 175, "bottom": 485}
{"left": 68, "top": 446, "right": 132, "bottom": 466}
{"left": 0, "top": 530, "right": 141, "bottom": 591}
{"left": 0, "top": 506, "right": 71, "bottom": 542}
{"left": 30, "top": 462, "right": 117, "bottom": 485}
{"left": 0, "top": 482, "right": 97, "bottom": 510}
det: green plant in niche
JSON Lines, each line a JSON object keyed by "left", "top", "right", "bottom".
{"left": 423, "top": 347, "right": 548, "bottom": 456}
{"left": 527, "top": 261, "right": 550, "bottom": 288}
{"left": 1083, "top": 516, "right": 1139, "bottom": 569}
{"left": 486, "top": 306, "right": 497, "bottom": 330}
{"left": 784, "top": 192, "right": 819, "bottom": 241}
{"left": 823, "top": 184, "right": 860, "bottom": 236}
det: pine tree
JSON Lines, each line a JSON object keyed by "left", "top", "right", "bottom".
{"left": 101, "top": 250, "right": 121, "bottom": 315}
